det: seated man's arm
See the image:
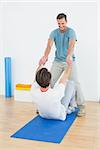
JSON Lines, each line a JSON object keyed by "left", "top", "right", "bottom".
{"left": 33, "top": 64, "right": 44, "bottom": 83}
{"left": 36, "top": 64, "right": 44, "bottom": 73}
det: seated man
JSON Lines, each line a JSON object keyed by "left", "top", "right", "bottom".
{"left": 30, "top": 64, "right": 77, "bottom": 121}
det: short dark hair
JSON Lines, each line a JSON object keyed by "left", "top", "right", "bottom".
{"left": 36, "top": 68, "right": 51, "bottom": 88}
{"left": 56, "top": 13, "right": 67, "bottom": 21}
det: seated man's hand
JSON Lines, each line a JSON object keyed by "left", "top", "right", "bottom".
{"left": 39, "top": 56, "right": 48, "bottom": 65}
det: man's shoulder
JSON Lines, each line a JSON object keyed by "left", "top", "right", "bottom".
{"left": 67, "top": 27, "right": 75, "bottom": 33}
{"left": 51, "top": 28, "right": 59, "bottom": 33}
{"left": 30, "top": 82, "right": 39, "bottom": 92}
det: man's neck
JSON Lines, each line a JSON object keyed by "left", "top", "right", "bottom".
{"left": 60, "top": 27, "right": 67, "bottom": 33}
{"left": 40, "top": 87, "right": 49, "bottom": 92}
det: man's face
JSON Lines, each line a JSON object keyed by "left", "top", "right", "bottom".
{"left": 57, "top": 18, "right": 67, "bottom": 32}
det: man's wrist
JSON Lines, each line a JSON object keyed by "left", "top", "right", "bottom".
{"left": 67, "top": 55, "right": 72, "bottom": 59}
{"left": 44, "top": 55, "right": 48, "bottom": 60}
{"left": 67, "top": 53, "right": 72, "bottom": 57}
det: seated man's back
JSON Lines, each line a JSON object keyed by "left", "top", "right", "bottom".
{"left": 30, "top": 82, "right": 67, "bottom": 121}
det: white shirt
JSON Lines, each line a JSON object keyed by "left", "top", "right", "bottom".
{"left": 30, "top": 82, "right": 67, "bottom": 121}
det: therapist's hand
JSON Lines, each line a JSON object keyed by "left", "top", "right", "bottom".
{"left": 39, "top": 55, "right": 48, "bottom": 65}
{"left": 66, "top": 55, "right": 73, "bottom": 65}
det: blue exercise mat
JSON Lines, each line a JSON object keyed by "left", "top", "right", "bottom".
{"left": 11, "top": 109, "right": 79, "bottom": 143}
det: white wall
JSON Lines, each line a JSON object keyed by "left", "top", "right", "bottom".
{"left": 1, "top": 1, "right": 99, "bottom": 101}
{"left": 0, "top": 4, "right": 3, "bottom": 95}
{"left": 97, "top": 0, "right": 100, "bottom": 101}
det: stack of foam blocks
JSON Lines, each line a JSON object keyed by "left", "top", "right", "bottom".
{"left": 14, "top": 84, "right": 33, "bottom": 102}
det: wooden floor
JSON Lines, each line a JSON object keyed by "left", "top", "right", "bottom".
{"left": 0, "top": 96, "right": 100, "bottom": 150}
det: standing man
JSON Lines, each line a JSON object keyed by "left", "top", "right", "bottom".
{"left": 39, "top": 13, "right": 85, "bottom": 116}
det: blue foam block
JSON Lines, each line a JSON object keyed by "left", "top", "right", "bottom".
{"left": 11, "top": 109, "right": 79, "bottom": 143}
